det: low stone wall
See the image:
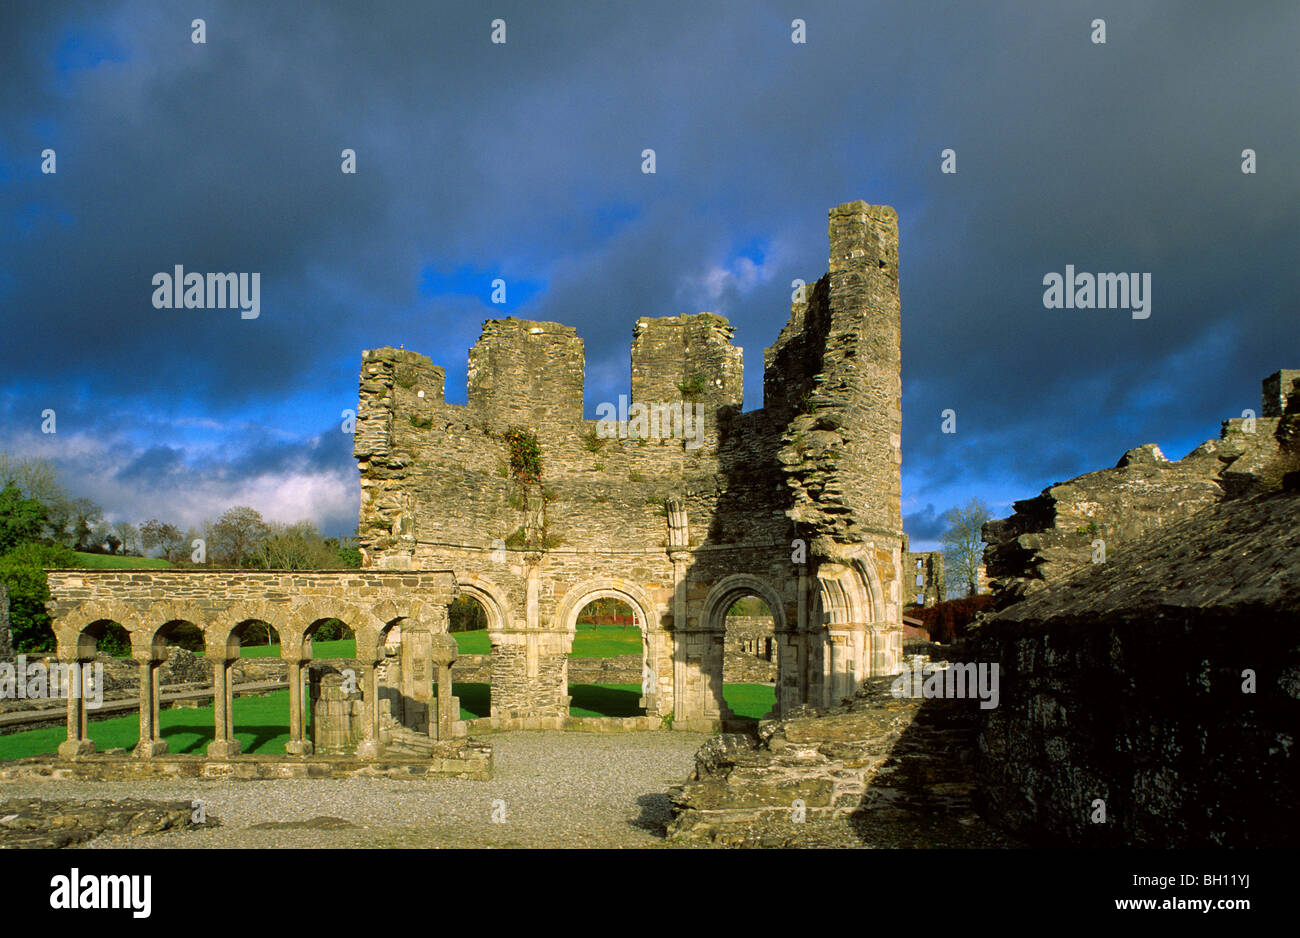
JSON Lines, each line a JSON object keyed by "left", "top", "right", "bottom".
{"left": 666, "top": 674, "right": 1008, "bottom": 847}
{"left": 0, "top": 742, "right": 493, "bottom": 782}
{"left": 722, "top": 651, "right": 776, "bottom": 684}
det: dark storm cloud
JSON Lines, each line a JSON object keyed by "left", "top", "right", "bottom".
{"left": 1, "top": 0, "right": 1295, "bottom": 533}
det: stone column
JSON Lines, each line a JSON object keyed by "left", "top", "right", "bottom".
{"left": 57, "top": 656, "right": 95, "bottom": 759}
{"left": 355, "top": 662, "right": 383, "bottom": 759}
{"left": 151, "top": 661, "right": 162, "bottom": 744}
{"left": 207, "top": 658, "right": 241, "bottom": 758}
{"left": 430, "top": 633, "right": 459, "bottom": 740}
{"left": 132, "top": 656, "right": 167, "bottom": 758}
{"left": 284, "top": 657, "right": 312, "bottom": 755}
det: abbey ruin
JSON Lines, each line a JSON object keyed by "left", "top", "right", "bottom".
{"left": 28, "top": 200, "right": 907, "bottom": 765}
{"left": 353, "top": 200, "right": 905, "bottom": 731}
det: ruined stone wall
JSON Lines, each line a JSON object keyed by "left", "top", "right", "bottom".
{"left": 973, "top": 487, "right": 1300, "bottom": 846}
{"left": 905, "top": 551, "right": 944, "bottom": 606}
{"left": 983, "top": 370, "right": 1300, "bottom": 606}
{"left": 355, "top": 201, "right": 907, "bottom": 727}
{"left": 0, "top": 583, "right": 11, "bottom": 658}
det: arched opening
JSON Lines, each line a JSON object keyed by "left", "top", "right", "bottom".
{"left": 722, "top": 594, "right": 778, "bottom": 721}
{"left": 217, "top": 619, "right": 282, "bottom": 755}
{"left": 302, "top": 616, "right": 359, "bottom": 755}
{"left": 567, "top": 596, "right": 647, "bottom": 718}
{"left": 445, "top": 594, "right": 490, "bottom": 719}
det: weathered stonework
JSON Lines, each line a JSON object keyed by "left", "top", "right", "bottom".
{"left": 355, "top": 201, "right": 907, "bottom": 731}
{"left": 0, "top": 583, "right": 11, "bottom": 658}
{"left": 969, "top": 367, "right": 1300, "bottom": 845}
{"left": 38, "top": 569, "right": 462, "bottom": 763}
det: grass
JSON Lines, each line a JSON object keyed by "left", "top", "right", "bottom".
{"left": 0, "top": 679, "right": 780, "bottom": 758}
{"left": 566, "top": 682, "right": 776, "bottom": 720}
{"left": 0, "top": 688, "right": 294, "bottom": 760}
{"left": 0, "top": 683, "right": 495, "bottom": 760}
{"left": 73, "top": 552, "right": 171, "bottom": 569}
{"left": 449, "top": 625, "right": 642, "bottom": 658}
{"left": 721, "top": 683, "right": 777, "bottom": 720}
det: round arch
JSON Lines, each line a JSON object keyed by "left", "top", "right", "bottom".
{"left": 138, "top": 601, "right": 210, "bottom": 657}
{"left": 553, "top": 579, "right": 658, "bottom": 640}
{"left": 451, "top": 573, "right": 513, "bottom": 634}
{"left": 700, "top": 574, "right": 788, "bottom": 634}
{"left": 55, "top": 600, "right": 143, "bottom": 660}
{"left": 209, "top": 601, "right": 290, "bottom": 657}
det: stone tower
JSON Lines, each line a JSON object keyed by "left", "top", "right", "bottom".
{"left": 354, "top": 201, "right": 906, "bottom": 730}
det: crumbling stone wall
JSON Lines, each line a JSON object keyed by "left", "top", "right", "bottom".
{"left": 974, "top": 486, "right": 1299, "bottom": 846}
{"left": 983, "top": 370, "right": 1300, "bottom": 606}
{"left": 723, "top": 616, "right": 776, "bottom": 683}
{"left": 0, "top": 583, "right": 11, "bottom": 658}
{"left": 355, "top": 201, "right": 907, "bottom": 730}
{"left": 971, "top": 369, "right": 1300, "bottom": 845}
{"left": 904, "top": 550, "right": 944, "bottom": 606}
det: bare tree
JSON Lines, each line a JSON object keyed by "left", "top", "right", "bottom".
{"left": 939, "top": 497, "right": 994, "bottom": 598}
{"left": 209, "top": 506, "right": 270, "bottom": 567}
{"left": 112, "top": 521, "right": 138, "bottom": 555}
{"left": 139, "top": 519, "right": 185, "bottom": 562}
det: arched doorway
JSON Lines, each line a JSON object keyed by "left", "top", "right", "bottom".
{"left": 722, "top": 594, "right": 778, "bottom": 721}
{"left": 445, "top": 594, "right": 491, "bottom": 719}
{"left": 567, "top": 596, "right": 645, "bottom": 718}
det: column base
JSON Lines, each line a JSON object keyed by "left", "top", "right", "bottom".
{"left": 355, "top": 739, "right": 384, "bottom": 760}
{"left": 57, "top": 739, "right": 96, "bottom": 760}
{"left": 132, "top": 739, "right": 169, "bottom": 759}
{"left": 206, "top": 738, "right": 242, "bottom": 759}
{"left": 284, "top": 739, "right": 314, "bottom": 756}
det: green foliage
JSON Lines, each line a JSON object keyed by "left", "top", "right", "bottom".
{"left": 726, "top": 595, "right": 770, "bottom": 617}
{"left": 449, "top": 595, "right": 488, "bottom": 633}
{"left": 394, "top": 364, "right": 418, "bottom": 389}
{"left": 504, "top": 527, "right": 528, "bottom": 549}
{"left": 582, "top": 427, "right": 607, "bottom": 453}
{"left": 0, "top": 483, "right": 48, "bottom": 554}
{"left": 408, "top": 414, "right": 433, "bottom": 430}
{"left": 503, "top": 427, "right": 542, "bottom": 484}
{"left": 1074, "top": 521, "right": 1100, "bottom": 535}
{"left": 0, "top": 542, "right": 83, "bottom": 652}
{"left": 677, "top": 374, "right": 707, "bottom": 401}
{"left": 332, "top": 545, "right": 362, "bottom": 568}
{"left": 592, "top": 463, "right": 606, "bottom": 473}
{"left": 798, "top": 392, "right": 819, "bottom": 415}
{"left": 628, "top": 470, "right": 647, "bottom": 483}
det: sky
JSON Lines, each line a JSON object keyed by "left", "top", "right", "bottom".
{"left": 1, "top": 1, "right": 1296, "bottom": 549}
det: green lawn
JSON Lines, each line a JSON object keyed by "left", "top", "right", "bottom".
{"left": 0, "top": 688, "right": 294, "bottom": 760}
{"left": 721, "top": 683, "right": 777, "bottom": 720}
{"left": 451, "top": 625, "right": 642, "bottom": 657}
{"left": 566, "top": 682, "right": 776, "bottom": 719}
{"left": 73, "top": 552, "right": 172, "bottom": 569}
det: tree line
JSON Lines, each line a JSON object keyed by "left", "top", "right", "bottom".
{"left": 0, "top": 452, "right": 359, "bottom": 654}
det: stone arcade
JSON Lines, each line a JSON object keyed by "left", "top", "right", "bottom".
{"left": 40, "top": 200, "right": 907, "bottom": 763}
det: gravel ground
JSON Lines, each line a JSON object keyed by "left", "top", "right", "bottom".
{"left": 1, "top": 731, "right": 708, "bottom": 849}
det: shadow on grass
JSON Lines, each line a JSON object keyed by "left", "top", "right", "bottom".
{"left": 568, "top": 684, "right": 645, "bottom": 718}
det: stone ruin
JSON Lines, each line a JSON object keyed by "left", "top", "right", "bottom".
{"left": 0, "top": 583, "right": 11, "bottom": 659}
{"left": 668, "top": 368, "right": 1300, "bottom": 846}
{"left": 354, "top": 200, "right": 908, "bottom": 731}
{"left": 24, "top": 199, "right": 905, "bottom": 777}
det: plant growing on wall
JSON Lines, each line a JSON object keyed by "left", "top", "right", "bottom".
{"left": 503, "top": 427, "right": 542, "bottom": 484}
{"left": 677, "top": 374, "right": 707, "bottom": 401}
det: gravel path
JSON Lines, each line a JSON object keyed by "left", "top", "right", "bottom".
{"left": 2, "top": 731, "right": 707, "bottom": 849}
